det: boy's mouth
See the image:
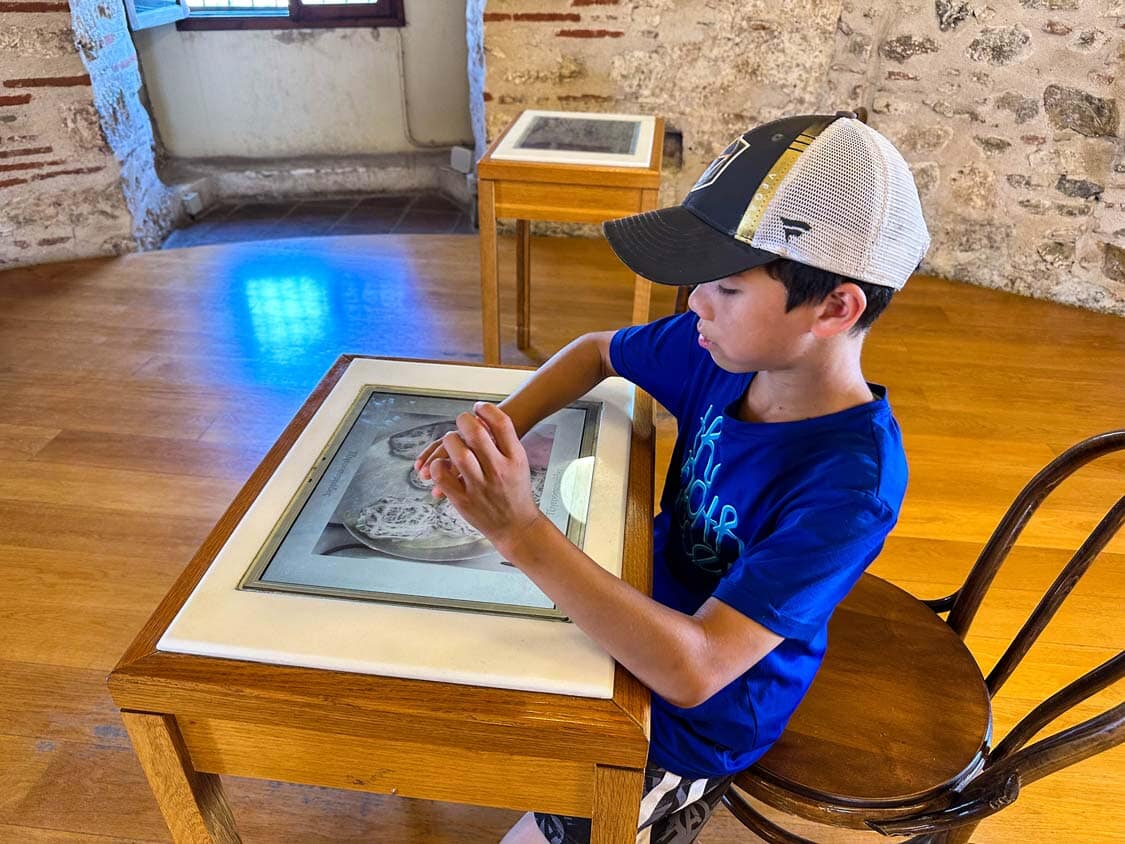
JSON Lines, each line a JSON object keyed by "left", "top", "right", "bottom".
{"left": 697, "top": 333, "right": 713, "bottom": 350}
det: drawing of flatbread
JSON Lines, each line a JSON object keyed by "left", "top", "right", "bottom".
{"left": 434, "top": 498, "right": 482, "bottom": 539}
{"left": 388, "top": 420, "right": 458, "bottom": 459}
{"left": 336, "top": 417, "right": 496, "bottom": 562}
{"left": 335, "top": 416, "right": 560, "bottom": 563}
{"left": 408, "top": 466, "right": 436, "bottom": 491}
{"left": 355, "top": 498, "right": 435, "bottom": 541}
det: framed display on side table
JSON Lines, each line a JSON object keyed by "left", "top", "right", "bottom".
{"left": 488, "top": 109, "right": 658, "bottom": 169}
{"left": 108, "top": 355, "right": 654, "bottom": 844}
{"left": 159, "top": 357, "right": 635, "bottom": 696}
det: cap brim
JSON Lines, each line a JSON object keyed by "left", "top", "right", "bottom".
{"left": 603, "top": 205, "right": 777, "bottom": 286}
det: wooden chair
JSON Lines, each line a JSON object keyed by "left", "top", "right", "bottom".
{"left": 723, "top": 429, "right": 1125, "bottom": 843}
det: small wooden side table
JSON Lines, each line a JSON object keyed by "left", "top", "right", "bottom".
{"left": 477, "top": 114, "right": 665, "bottom": 364}
{"left": 108, "top": 356, "right": 655, "bottom": 844}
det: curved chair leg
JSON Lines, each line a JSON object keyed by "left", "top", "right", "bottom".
{"left": 721, "top": 788, "right": 818, "bottom": 844}
{"left": 723, "top": 786, "right": 983, "bottom": 844}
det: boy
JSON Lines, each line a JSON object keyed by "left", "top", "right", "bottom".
{"left": 414, "top": 111, "right": 930, "bottom": 844}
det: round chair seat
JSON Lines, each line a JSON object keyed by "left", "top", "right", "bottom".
{"left": 736, "top": 574, "right": 991, "bottom": 823}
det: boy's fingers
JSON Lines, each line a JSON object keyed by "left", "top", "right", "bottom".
{"left": 474, "top": 403, "right": 522, "bottom": 460}
{"left": 415, "top": 444, "right": 445, "bottom": 478}
{"left": 456, "top": 411, "right": 501, "bottom": 465}
{"left": 441, "top": 431, "right": 484, "bottom": 485}
{"left": 428, "top": 459, "right": 465, "bottom": 498}
{"left": 414, "top": 440, "right": 441, "bottom": 469}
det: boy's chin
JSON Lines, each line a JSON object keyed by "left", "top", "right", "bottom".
{"left": 710, "top": 353, "right": 757, "bottom": 375}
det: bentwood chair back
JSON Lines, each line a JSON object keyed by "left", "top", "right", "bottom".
{"left": 723, "top": 430, "right": 1125, "bottom": 844}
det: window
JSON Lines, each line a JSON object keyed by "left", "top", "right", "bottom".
{"left": 175, "top": 0, "right": 404, "bottom": 31}
{"left": 124, "top": 0, "right": 190, "bottom": 30}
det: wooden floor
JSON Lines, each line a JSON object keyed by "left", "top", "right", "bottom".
{"left": 0, "top": 233, "right": 1122, "bottom": 843}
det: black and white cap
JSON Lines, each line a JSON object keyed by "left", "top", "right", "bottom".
{"left": 603, "top": 112, "right": 930, "bottom": 290}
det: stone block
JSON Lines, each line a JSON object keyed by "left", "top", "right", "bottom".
{"left": 995, "top": 91, "right": 1040, "bottom": 123}
{"left": 974, "top": 135, "right": 1012, "bottom": 155}
{"left": 1037, "top": 240, "right": 1075, "bottom": 265}
{"left": 1104, "top": 243, "right": 1125, "bottom": 281}
{"left": 935, "top": 0, "right": 971, "bottom": 31}
{"left": 967, "top": 26, "right": 1032, "bottom": 65}
{"left": 1043, "top": 85, "right": 1119, "bottom": 137}
{"left": 879, "top": 34, "right": 939, "bottom": 63}
{"left": 912, "top": 161, "right": 940, "bottom": 195}
{"left": 1056, "top": 176, "right": 1104, "bottom": 198}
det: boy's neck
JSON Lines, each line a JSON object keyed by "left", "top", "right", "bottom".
{"left": 736, "top": 354, "right": 875, "bottom": 424}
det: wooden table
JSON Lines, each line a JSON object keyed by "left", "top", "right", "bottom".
{"left": 477, "top": 113, "right": 665, "bottom": 364}
{"left": 108, "top": 357, "right": 655, "bottom": 844}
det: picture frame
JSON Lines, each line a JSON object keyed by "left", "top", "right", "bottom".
{"left": 238, "top": 385, "right": 602, "bottom": 619}
{"left": 159, "top": 357, "right": 637, "bottom": 698}
{"left": 488, "top": 110, "right": 658, "bottom": 169}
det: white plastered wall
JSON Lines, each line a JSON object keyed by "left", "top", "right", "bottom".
{"left": 133, "top": 1, "right": 473, "bottom": 159}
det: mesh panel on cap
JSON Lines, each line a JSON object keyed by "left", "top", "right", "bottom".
{"left": 749, "top": 118, "right": 930, "bottom": 290}
{"left": 866, "top": 126, "right": 932, "bottom": 288}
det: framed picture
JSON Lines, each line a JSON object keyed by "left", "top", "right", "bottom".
{"left": 239, "top": 386, "right": 601, "bottom": 619}
{"left": 489, "top": 110, "right": 657, "bottom": 169}
{"left": 159, "top": 358, "right": 637, "bottom": 697}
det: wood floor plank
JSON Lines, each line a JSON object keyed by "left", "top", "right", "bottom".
{"left": 0, "top": 735, "right": 170, "bottom": 841}
{"left": 0, "top": 423, "right": 60, "bottom": 460}
{"left": 0, "top": 734, "right": 56, "bottom": 820}
{"left": 0, "top": 598, "right": 157, "bottom": 671}
{"left": 29, "top": 430, "right": 265, "bottom": 483}
{"left": 0, "top": 824, "right": 157, "bottom": 843}
{"left": 0, "top": 545, "right": 185, "bottom": 611}
{"left": 0, "top": 660, "right": 130, "bottom": 749}
{"left": 0, "top": 499, "right": 210, "bottom": 562}
{"left": 875, "top": 536, "right": 1125, "bottom": 597}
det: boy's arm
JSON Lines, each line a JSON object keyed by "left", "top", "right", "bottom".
{"left": 498, "top": 330, "right": 618, "bottom": 438}
{"left": 501, "top": 516, "right": 783, "bottom": 709}
{"left": 430, "top": 403, "right": 783, "bottom": 709}
{"left": 415, "top": 331, "right": 617, "bottom": 480}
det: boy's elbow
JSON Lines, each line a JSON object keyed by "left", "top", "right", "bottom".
{"left": 584, "top": 330, "right": 617, "bottom": 380}
{"left": 662, "top": 673, "right": 721, "bottom": 710}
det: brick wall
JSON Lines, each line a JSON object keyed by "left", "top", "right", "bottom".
{"left": 477, "top": 0, "right": 1124, "bottom": 316}
{"left": 1, "top": 0, "right": 175, "bottom": 270}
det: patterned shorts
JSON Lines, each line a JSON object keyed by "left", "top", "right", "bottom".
{"left": 534, "top": 763, "right": 733, "bottom": 844}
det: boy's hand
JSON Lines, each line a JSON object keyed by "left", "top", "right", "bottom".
{"left": 412, "top": 410, "right": 501, "bottom": 499}
{"left": 413, "top": 437, "right": 452, "bottom": 498}
{"left": 426, "top": 403, "right": 543, "bottom": 550}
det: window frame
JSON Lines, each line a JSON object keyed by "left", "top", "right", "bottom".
{"left": 176, "top": 0, "right": 404, "bottom": 31}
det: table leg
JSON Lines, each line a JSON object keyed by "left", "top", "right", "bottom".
{"left": 674, "top": 286, "right": 691, "bottom": 315}
{"left": 590, "top": 764, "right": 645, "bottom": 844}
{"left": 478, "top": 179, "right": 501, "bottom": 365}
{"left": 121, "top": 711, "right": 241, "bottom": 844}
{"left": 631, "top": 274, "right": 652, "bottom": 326}
{"left": 630, "top": 187, "right": 661, "bottom": 326}
{"left": 516, "top": 219, "right": 532, "bottom": 350}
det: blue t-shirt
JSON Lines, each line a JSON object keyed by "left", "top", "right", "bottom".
{"left": 609, "top": 311, "right": 908, "bottom": 778}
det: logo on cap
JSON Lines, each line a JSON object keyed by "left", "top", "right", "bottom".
{"left": 780, "top": 217, "right": 811, "bottom": 242}
{"left": 689, "top": 137, "right": 749, "bottom": 194}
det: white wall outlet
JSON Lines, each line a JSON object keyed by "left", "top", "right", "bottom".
{"left": 182, "top": 191, "right": 204, "bottom": 216}
{"left": 450, "top": 145, "right": 474, "bottom": 175}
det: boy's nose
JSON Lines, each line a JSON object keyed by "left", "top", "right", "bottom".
{"left": 687, "top": 283, "right": 708, "bottom": 318}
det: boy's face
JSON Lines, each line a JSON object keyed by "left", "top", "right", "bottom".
{"left": 687, "top": 266, "right": 816, "bottom": 373}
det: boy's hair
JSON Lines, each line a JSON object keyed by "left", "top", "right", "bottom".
{"left": 764, "top": 258, "right": 894, "bottom": 333}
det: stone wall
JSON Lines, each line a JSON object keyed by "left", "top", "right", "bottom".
{"left": 477, "top": 0, "right": 1124, "bottom": 315}
{"left": 0, "top": 0, "right": 175, "bottom": 270}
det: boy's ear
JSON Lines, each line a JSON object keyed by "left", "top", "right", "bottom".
{"left": 811, "top": 283, "right": 867, "bottom": 338}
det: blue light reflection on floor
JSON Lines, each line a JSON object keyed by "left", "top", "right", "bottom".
{"left": 244, "top": 274, "right": 329, "bottom": 364}
{"left": 218, "top": 245, "right": 431, "bottom": 391}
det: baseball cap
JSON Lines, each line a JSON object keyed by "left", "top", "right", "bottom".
{"left": 603, "top": 111, "right": 930, "bottom": 290}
